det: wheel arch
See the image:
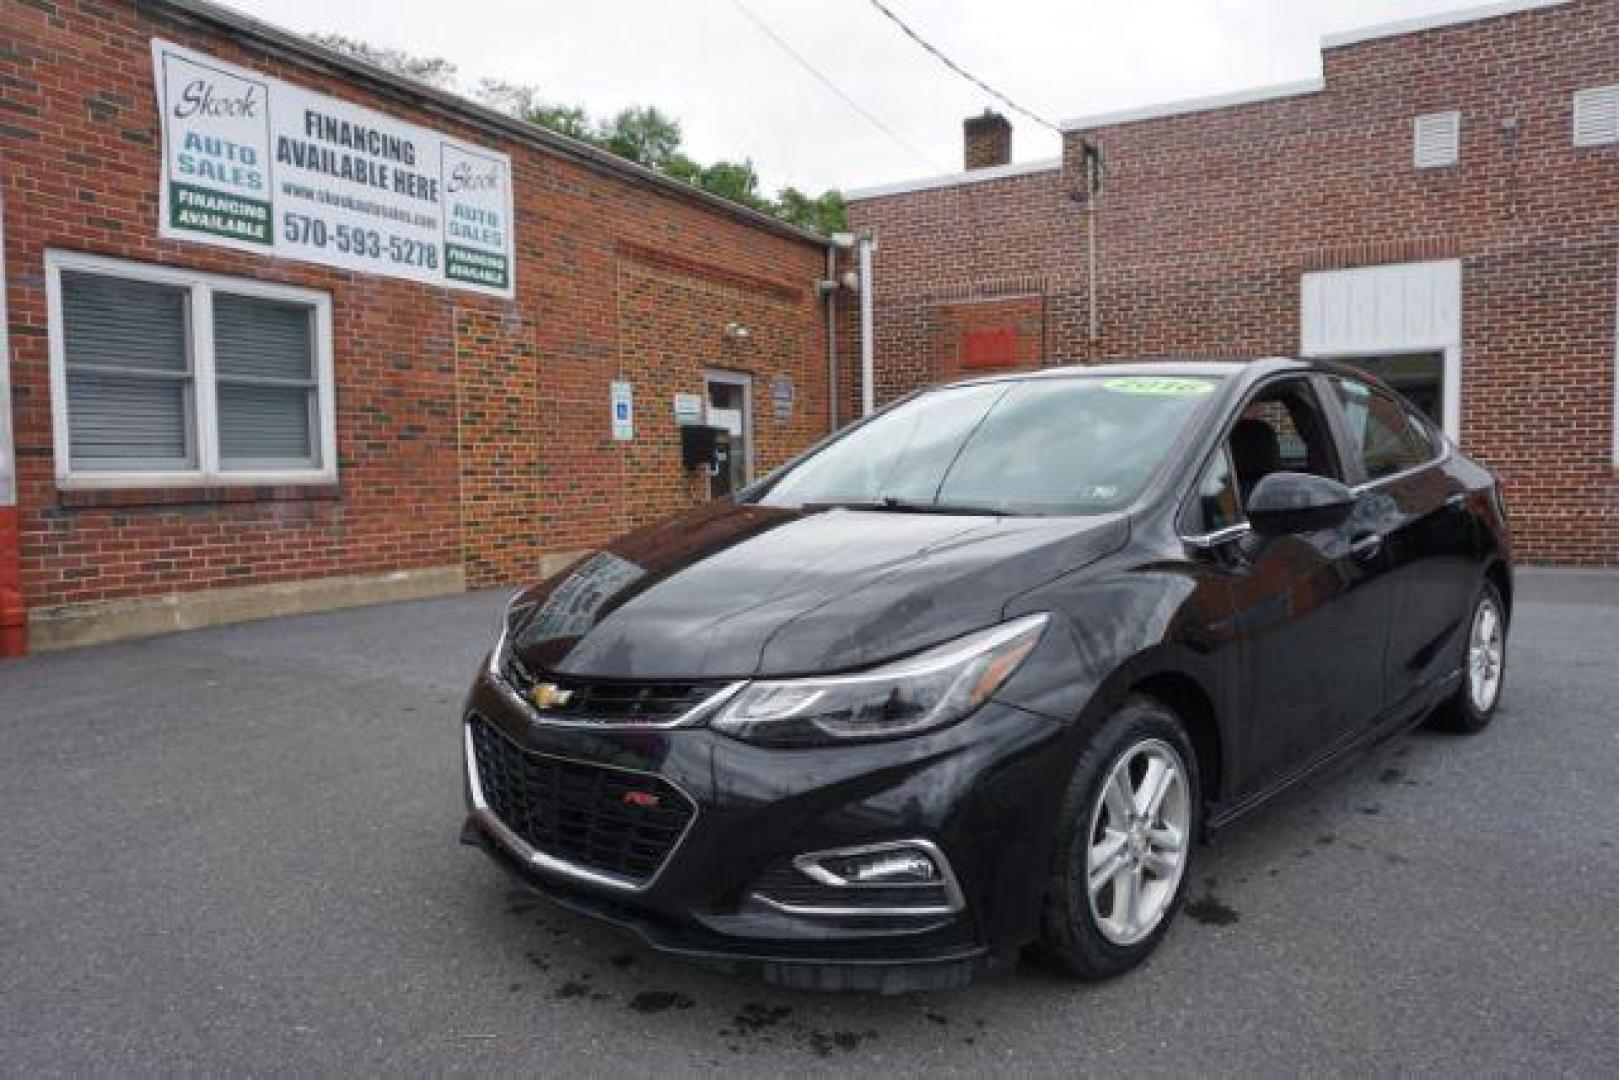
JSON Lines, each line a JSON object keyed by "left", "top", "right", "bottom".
{"left": 1126, "top": 671, "right": 1223, "bottom": 812}
{"left": 1484, "top": 558, "right": 1513, "bottom": 623}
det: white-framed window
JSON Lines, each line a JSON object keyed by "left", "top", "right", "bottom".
{"left": 1573, "top": 84, "right": 1619, "bottom": 148}
{"left": 45, "top": 251, "right": 336, "bottom": 489}
{"left": 1413, "top": 111, "right": 1460, "bottom": 168}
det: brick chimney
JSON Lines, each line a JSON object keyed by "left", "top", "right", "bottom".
{"left": 963, "top": 109, "right": 1012, "bottom": 170}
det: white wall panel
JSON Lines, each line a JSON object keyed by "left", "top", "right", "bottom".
{"left": 1301, "top": 260, "right": 1463, "bottom": 439}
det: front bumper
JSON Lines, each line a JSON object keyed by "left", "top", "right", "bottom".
{"left": 459, "top": 666, "right": 1074, "bottom": 991}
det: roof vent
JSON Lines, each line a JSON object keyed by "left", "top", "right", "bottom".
{"left": 1573, "top": 85, "right": 1619, "bottom": 147}
{"left": 1413, "top": 111, "right": 1460, "bottom": 168}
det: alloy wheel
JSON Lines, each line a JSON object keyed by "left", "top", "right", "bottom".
{"left": 1084, "top": 737, "right": 1191, "bottom": 946}
{"left": 1468, "top": 595, "right": 1505, "bottom": 713}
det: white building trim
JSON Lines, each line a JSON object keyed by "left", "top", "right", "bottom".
{"left": 844, "top": 158, "right": 1061, "bottom": 202}
{"left": 1300, "top": 260, "right": 1464, "bottom": 442}
{"left": 44, "top": 250, "right": 338, "bottom": 490}
{"left": 1059, "top": 79, "right": 1325, "bottom": 133}
{"left": 1055, "top": 1, "right": 1574, "bottom": 134}
{"left": 1321, "top": 0, "right": 1573, "bottom": 49}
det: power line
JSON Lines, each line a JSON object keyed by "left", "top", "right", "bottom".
{"left": 866, "top": 0, "right": 1060, "bottom": 133}
{"left": 727, "top": 0, "right": 945, "bottom": 171}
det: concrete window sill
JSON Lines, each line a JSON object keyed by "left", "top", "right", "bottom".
{"left": 56, "top": 484, "right": 343, "bottom": 510}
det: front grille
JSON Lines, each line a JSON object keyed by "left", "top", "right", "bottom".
{"left": 468, "top": 715, "right": 695, "bottom": 885}
{"left": 501, "top": 655, "right": 720, "bottom": 726}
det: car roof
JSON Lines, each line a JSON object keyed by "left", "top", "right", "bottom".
{"left": 944, "top": 357, "right": 1311, "bottom": 389}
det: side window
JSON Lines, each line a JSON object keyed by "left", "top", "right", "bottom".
{"left": 1188, "top": 446, "right": 1242, "bottom": 533}
{"left": 1330, "top": 377, "right": 1435, "bottom": 481}
{"left": 1226, "top": 378, "right": 1343, "bottom": 500}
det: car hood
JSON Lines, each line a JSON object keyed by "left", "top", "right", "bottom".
{"left": 509, "top": 500, "right": 1127, "bottom": 680}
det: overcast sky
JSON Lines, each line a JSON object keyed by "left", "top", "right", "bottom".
{"left": 228, "top": 0, "right": 1488, "bottom": 194}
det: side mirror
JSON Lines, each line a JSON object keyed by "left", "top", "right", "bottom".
{"left": 1245, "top": 472, "right": 1356, "bottom": 536}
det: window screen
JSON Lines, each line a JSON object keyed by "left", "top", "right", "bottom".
{"left": 51, "top": 257, "right": 331, "bottom": 485}
{"left": 213, "top": 294, "right": 319, "bottom": 468}
{"left": 61, "top": 272, "right": 194, "bottom": 470}
{"left": 1331, "top": 377, "right": 1435, "bottom": 481}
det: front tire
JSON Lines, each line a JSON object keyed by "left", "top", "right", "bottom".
{"left": 1037, "top": 697, "right": 1199, "bottom": 980}
{"left": 1429, "top": 580, "right": 1507, "bottom": 734}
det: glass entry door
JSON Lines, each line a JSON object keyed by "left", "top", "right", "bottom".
{"left": 705, "top": 371, "right": 751, "bottom": 498}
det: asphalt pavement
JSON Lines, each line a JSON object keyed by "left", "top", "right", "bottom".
{"left": 2, "top": 571, "right": 1616, "bottom": 1077}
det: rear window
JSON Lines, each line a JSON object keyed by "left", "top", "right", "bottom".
{"left": 755, "top": 374, "right": 1223, "bottom": 515}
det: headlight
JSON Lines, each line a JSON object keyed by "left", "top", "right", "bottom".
{"left": 710, "top": 613, "right": 1049, "bottom": 747}
{"left": 487, "top": 591, "right": 533, "bottom": 679}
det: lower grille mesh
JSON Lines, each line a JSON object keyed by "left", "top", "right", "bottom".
{"left": 468, "top": 715, "right": 695, "bottom": 885}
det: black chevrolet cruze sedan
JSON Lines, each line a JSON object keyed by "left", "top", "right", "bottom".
{"left": 460, "top": 358, "right": 1512, "bottom": 992}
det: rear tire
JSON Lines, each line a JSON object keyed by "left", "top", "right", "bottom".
{"left": 1429, "top": 580, "right": 1507, "bottom": 734}
{"left": 1036, "top": 697, "right": 1199, "bottom": 980}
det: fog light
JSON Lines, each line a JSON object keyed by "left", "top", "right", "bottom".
{"left": 817, "top": 849, "right": 938, "bottom": 885}
{"left": 750, "top": 840, "right": 965, "bottom": 917}
{"left": 795, "top": 840, "right": 956, "bottom": 893}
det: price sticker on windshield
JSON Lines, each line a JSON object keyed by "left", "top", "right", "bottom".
{"left": 1101, "top": 377, "right": 1217, "bottom": 395}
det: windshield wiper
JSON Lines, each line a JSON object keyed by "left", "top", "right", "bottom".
{"left": 805, "top": 497, "right": 1009, "bottom": 517}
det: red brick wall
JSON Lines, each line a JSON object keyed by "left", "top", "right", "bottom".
{"left": 931, "top": 294, "right": 1045, "bottom": 381}
{"left": 847, "top": 0, "right": 1619, "bottom": 564}
{"left": 0, "top": 0, "right": 829, "bottom": 616}
{"left": 615, "top": 250, "right": 826, "bottom": 533}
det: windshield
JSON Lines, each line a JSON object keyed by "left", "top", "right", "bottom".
{"left": 754, "top": 374, "right": 1223, "bottom": 515}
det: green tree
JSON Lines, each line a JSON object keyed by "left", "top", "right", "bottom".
{"left": 696, "top": 160, "right": 766, "bottom": 209}
{"left": 310, "top": 34, "right": 847, "bottom": 234}
{"left": 773, "top": 186, "right": 847, "bottom": 233}
{"left": 308, "top": 34, "right": 458, "bottom": 89}
{"left": 477, "top": 81, "right": 596, "bottom": 143}
{"left": 599, "top": 106, "right": 684, "bottom": 171}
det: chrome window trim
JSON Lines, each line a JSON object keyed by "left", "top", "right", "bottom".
{"left": 1180, "top": 522, "right": 1252, "bottom": 548}
{"left": 749, "top": 839, "right": 966, "bottom": 918}
{"left": 1349, "top": 443, "right": 1452, "bottom": 496}
{"left": 463, "top": 719, "right": 701, "bottom": 894}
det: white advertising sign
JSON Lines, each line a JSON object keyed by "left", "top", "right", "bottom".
{"left": 672, "top": 392, "right": 704, "bottom": 426}
{"left": 152, "top": 39, "right": 515, "bottom": 298}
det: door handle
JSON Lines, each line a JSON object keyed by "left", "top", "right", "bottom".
{"left": 1350, "top": 532, "right": 1383, "bottom": 562}
{"left": 1444, "top": 492, "right": 1467, "bottom": 510}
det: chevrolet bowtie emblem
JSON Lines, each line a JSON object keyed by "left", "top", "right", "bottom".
{"left": 531, "top": 683, "right": 574, "bottom": 709}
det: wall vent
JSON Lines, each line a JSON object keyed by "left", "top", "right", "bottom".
{"left": 1573, "top": 85, "right": 1619, "bottom": 147}
{"left": 1413, "top": 111, "right": 1461, "bottom": 168}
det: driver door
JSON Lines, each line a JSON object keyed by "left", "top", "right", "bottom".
{"left": 1199, "top": 376, "right": 1391, "bottom": 797}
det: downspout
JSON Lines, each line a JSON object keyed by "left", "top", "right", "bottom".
{"left": 857, "top": 229, "right": 876, "bottom": 416}
{"left": 825, "top": 242, "right": 838, "bottom": 434}
{"left": 1067, "top": 140, "right": 1103, "bottom": 361}
{"left": 1084, "top": 145, "right": 1101, "bottom": 360}
{"left": 823, "top": 231, "right": 857, "bottom": 433}
{"left": 0, "top": 182, "right": 24, "bottom": 657}
{"left": 1086, "top": 199, "right": 1098, "bottom": 357}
